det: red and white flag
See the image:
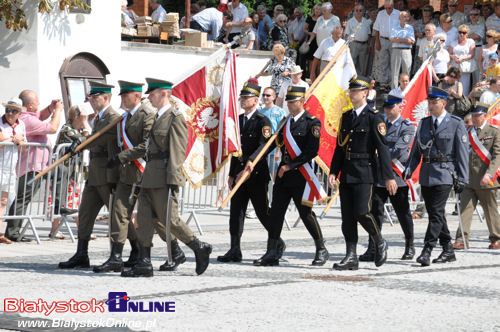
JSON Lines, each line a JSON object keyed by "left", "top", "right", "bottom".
{"left": 486, "top": 98, "right": 500, "bottom": 126}
{"left": 401, "top": 60, "right": 432, "bottom": 123}
{"left": 172, "top": 48, "right": 240, "bottom": 188}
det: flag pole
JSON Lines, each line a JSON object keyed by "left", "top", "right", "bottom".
{"left": 319, "top": 179, "right": 340, "bottom": 219}
{"left": 306, "top": 21, "right": 362, "bottom": 100}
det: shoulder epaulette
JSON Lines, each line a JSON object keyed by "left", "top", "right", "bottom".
{"left": 256, "top": 112, "right": 265, "bottom": 118}
{"left": 450, "top": 115, "right": 462, "bottom": 122}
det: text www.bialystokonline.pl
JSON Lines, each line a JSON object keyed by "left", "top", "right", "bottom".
{"left": 17, "top": 317, "right": 158, "bottom": 330}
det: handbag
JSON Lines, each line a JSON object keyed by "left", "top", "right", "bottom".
{"left": 454, "top": 94, "right": 472, "bottom": 118}
{"left": 299, "top": 41, "right": 310, "bottom": 55}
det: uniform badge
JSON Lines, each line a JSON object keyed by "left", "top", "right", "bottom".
{"left": 461, "top": 134, "right": 467, "bottom": 143}
{"left": 403, "top": 134, "right": 411, "bottom": 143}
{"left": 262, "top": 126, "right": 271, "bottom": 138}
{"left": 377, "top": 123, "right": 387, "bottom": 136}
{"left": 312, "top": 125, "right": 321, "bottom": 138}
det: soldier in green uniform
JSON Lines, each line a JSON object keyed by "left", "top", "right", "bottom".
{"left": 59, "top": 81, "right": 122, "bottom": 269}
{"left": 93, "top": 81, "right": 156, "bottom": 273}
{"left": 122, "top": 78, "right": 212, "bottom": 278}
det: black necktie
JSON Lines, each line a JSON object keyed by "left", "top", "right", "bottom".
{"left": 434, "top": 118, "right": 438, "bottom": 131}
{"left": 243, "top": 116, "right": 248, "bottom": 128}
{"left": 290, "top": 118, "right": 295, "bottom": 126}
{"left": 352, "top": 111, "right": 357, "bottom": 121}
{"left": 387, "top": 121, "right": 392, "bottom": 130}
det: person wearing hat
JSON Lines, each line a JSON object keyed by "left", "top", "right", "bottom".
{"left": 93, "top": 81, "right": 157, "bottom": 273}
{"left": 217, "top": 81, "right": 276, "bottom": 263}
{"left": 359, "top": 93, "right": 416, "bottom": 262}
{"left": 328, "top": 75, "right": 396, "bottom": 271}
{"left": 404, "top": 86, "right": 469, "bottom": 266}
{"left": 453, "top": 102, "right": 500, "bottom": 250}
{"left": 122, "top": 78, "right": 212, "bottom": 277}
{"left": 276, "top": 65, "right": 309, "bottom": 108}
{"left": 254, "top": 85, "right": 329, "bottom": 267}
{"left": 59, "top": 81, "right": 122, "bottom": 269}
{"left": 0, "top": 98, "right": 27, "bottom": 244}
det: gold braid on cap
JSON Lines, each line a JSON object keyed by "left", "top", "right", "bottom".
{"left": 286, "top": 91, "right": 305, "bottom": 98}
{"left": 350, "top": 79, "right": 371, "bottom": 88}
{"left": 243, "top": 86, "right": 260, "bottom": 96}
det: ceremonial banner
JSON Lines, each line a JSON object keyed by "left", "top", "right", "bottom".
{"left": 486, "top": 98, "right": 500, "bottom": 126}
{"left": 173, "top": 48, "right": 240, "bottom": 188}
{"left": 304, "top": 48, "right": 356, "bottom": 171}
{"left": 401, "top": 60, "right": 432, "bottom": 122}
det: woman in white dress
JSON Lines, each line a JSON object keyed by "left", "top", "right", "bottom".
{"left": 448, "top": 24, "right": 477, "bottom": 96}
{"left": 479, "top": 30, "right": 499, "bottom": 80}
{"left": 430, "top": 33, "right": 451, "bottom": 85}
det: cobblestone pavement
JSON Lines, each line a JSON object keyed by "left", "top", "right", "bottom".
{"left": 0, "top": 205, "right": 499, "bottom": 331}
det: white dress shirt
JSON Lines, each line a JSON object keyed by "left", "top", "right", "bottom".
{"left": 373, "top": 9, "right": 400, "bottom": 38}
{"left": 345, "top": 16, "right": 371, "bottom": 42}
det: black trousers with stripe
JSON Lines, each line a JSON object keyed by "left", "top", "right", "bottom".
{"left": 339, "top": 183, "right": 381, "bottom": 243}
{"left": 268, "top": 175, "right": 324, "bottom": 241}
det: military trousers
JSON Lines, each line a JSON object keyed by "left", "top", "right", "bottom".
{"left": 110, "top": 181, "right": 139, "bottom": 244}
{"left": 421, "top": 185, "right": 453, "bottom": 247}
{"left": 372, "top": 186, "right": 414, "bottom": 240}
{"left": 339, "top": 183, "right": 382, "bottom": 243}
{"left": 77, "top": 183, "right": 113, "bottom": 241}
{"left": 229, "top": 176, "right": 270, "bottom": 237}
{"left": 268, "top": 175, "right": 323, "bottom": 241}
{"left": 136, "top": 186, "right": 195, "bottom": 247}
{"left": 456, "top": 187, "right": 500, "bottom": 244}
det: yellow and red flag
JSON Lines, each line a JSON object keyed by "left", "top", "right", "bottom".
{"left": 486, "top": 98, "right": 500, "bottom": 126}
{"left": 304, "top": 47, "right": 356, "bottom": 171}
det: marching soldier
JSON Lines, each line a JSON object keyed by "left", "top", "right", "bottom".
{"left": 93, "top": 81, "right": 156, "bottom": 273}
{"left": 404, "top": 86, "right": 469, "bottom": 266}
{"left": 218, "top": 82, "right": 276, "bottom": 262}
{"left": 122, "top": 78, "right": 212, "bottom": 277}
{"left": 359, "top": 93, "right": 416, "bottom": 262}
{"left": 454, "top": 103, "right": 500, "bottom": 250}
{"left": 253, "top": 86, "right": 329, "bottom": 267}
{"left": 59, "top": 81, "right": 121, "bottom": 269}
{"left": 328, "top": 75, "right": 396, "bottom": 271}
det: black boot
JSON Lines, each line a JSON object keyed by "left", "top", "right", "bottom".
{"left": 432, "top": 242, "right": 456, "bottom": 264}
{"left": 416, "top": 244, "right": 433, "bottom": 266}
{"left": 277, "top": 238, "right": 286, "bottom": 259}
{"left": 123, "top": 239, "right": 140, "bottom": 268}
{"left": 401, "top": 239, "right": 415, "bottom": 260}
{"left": 253, "top": 239, "right": 279, "bottom": 266}
{"left": 58, "top": 239, "right": 90, "bottom": 269}
{"left": 312, "top": 239, "right": 329, "bottom": 266}
{"left": 359, "top": 238, "right": 375, "bottom": 262}
{"left": 373, "top": 234, "right": 388, "bottom": 267}
{"left": 187, "top": 238, "right": 212, "bottom": 275}
{"left": 93, "top": 242, "right": 124, "bottom": 273}
{"left": 159, "top": 239, "right": 187, "bottom": 271}
{"left": 217, "top": 236, "right": 242, "bottom": 262}
{"left": 121, "top": 246, "right": 153, "bottom": 277}
{"left": 333, "top": 242, "right": 358, "bottom": 270}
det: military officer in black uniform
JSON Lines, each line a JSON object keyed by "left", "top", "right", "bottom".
{"left": 253, "top": 86, "right": 329, "bottom": 267}
{"left": 404, "top": 86, "right": 468, "bottom": 266}
{"left": 328, "top": 75, "right": 397, "bottom": 271}
{"left": 217, "top": 82, "right": 275, "bottom": 262}
{"left": 359, "top": 93, "right": 416, "bottom": 262}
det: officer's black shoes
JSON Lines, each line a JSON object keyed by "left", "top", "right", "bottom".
{"left": 312, "top": 239, "right": 329, "bottom": 266}
{"left": 333, "top": 242, "right": 358, "bottom": 270}
{"left": 373, "top": 235, "right": 388, "bottom": 267}
{"left": 277, "top": 238, "right": 286, "bottom": 259}
{"left": 401, "top": 239, "right": 415, "bottom": 260}
{"left": 253, "top": 239, "right": 279, "bottom": 266}
{"left": 160, "top": 239, "right": 187, "bottom": 271}
{"left": 359, "top": 240, "right": 375, "bottom": 262}
{"left": 58, "top": 239, "right": 90, "bottom": 269}
{"left": 121, "top": 246, "right": 153, "bottom": 277}
{"left": 93, "top": 242, "right": 124, "bottom": 273}
{"left": 123, "top": 239, "right": 140, "bottom": 268}
{"left": 416, "top": 245, "right": 433, "bottom": 266}
{"left": 217, "top": 236, "right": 242, "bottom": 262}
{"left": 432, "top": 242, "right": 456, "bottom": 264}
{"left": 187, "top": 238, "right": 212, "bottom": 275}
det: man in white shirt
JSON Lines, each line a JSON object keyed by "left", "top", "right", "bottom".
{"left": 191, "top": 7, "right": 223, "bottom": 41}
{"left": 480, "top": 77, "right": 500, "bottom": 105}
{"left": 389, "top": 73, "right": 410, "bottom": 96}
{"left": 390, "top": 11, "right": 415, "bottom": 89}
{"left": 276, "top": 65, "right": 310, "bottom": 109}
{"left": 446, "top": 0, "right": 467, "bottom": 28}
{"left": 372, "top": 0, "right": 401, "bottom": 90}
{"left": 150, "top": 0, "right": 167, "bottom": 23}
{"left": 227, "top": 0, "right": 249, "bottom": 42}
{"left": 345, "top": 3, "right": 371, "bottom": 76}
{"left": 486, "top": 3, "right": 500, "bottom": 33}
{"left": 310, "top": 26, "right": 345, "bottom": 82}
{"left": 288, "top": 8, "right": 306, "bottom": 46}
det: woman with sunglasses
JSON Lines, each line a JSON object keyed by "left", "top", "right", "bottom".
{"left": 0, "top": 98, "right": 27, "bottom": 245}
{"left": 449, "top": 24, "right": 476, "bottom": 96}
{"left": 436, "top": 13, "right": 458, "bottom": 50}
{"left": 479, "top": 30, "right": 499, "bottom": 80}
{"left": 438, "top": 66, "right": 463, "bottom": 116}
